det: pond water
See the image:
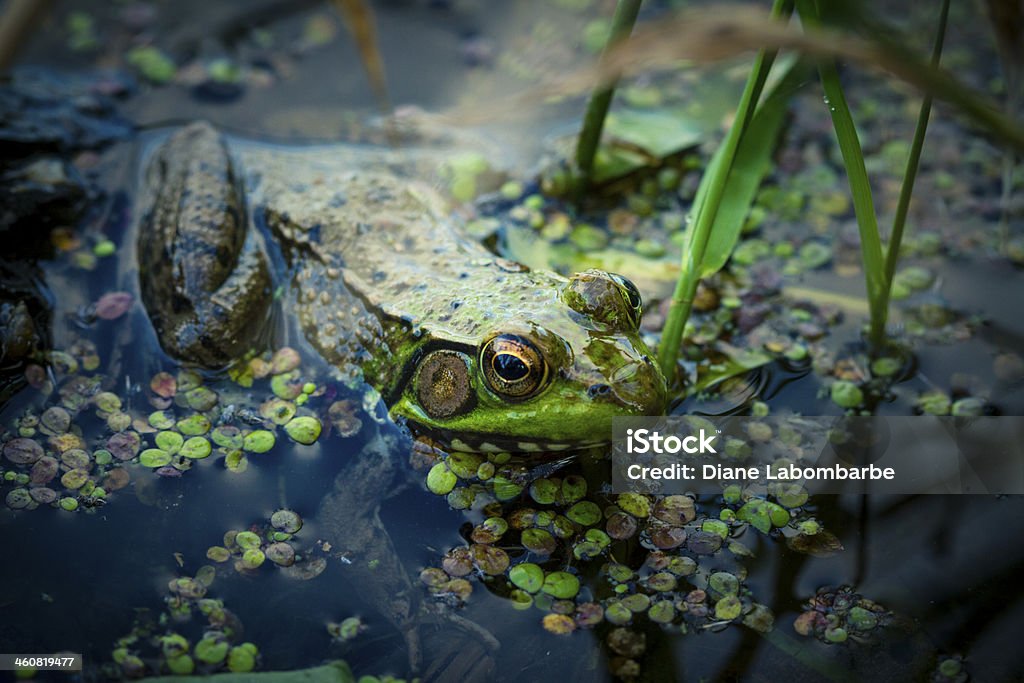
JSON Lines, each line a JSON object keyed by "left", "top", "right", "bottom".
{"left": 2, "top": 1, "right": 1023, "bottom": 682}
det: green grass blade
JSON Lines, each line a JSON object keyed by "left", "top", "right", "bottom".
{"left": 799, "top": 0, "right": 887, "bottom": 347}
{"left": 574, "top": 0, "right": 643, "bottom": 193}
{"left": 878, "top": 0, "right": 949, "bottom": 331}
{"left": 656, "top": 0, "right": 794, "bottom": 377}
{"left": 699, "top": 59, "right": 805, "bottom": 279}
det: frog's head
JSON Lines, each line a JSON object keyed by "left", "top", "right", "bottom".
{"left": 390, "top": 269, "right": 667, "bottom": 453}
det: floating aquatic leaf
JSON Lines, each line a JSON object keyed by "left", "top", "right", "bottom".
{"left": 241, "top": 548, "right": 266, "bottom": 569}
{"left": 160, "top": 633, "right": 189, "bottom": 659}
{"left": 104, "top": 468, "right": 130, "bottom": 491}
{"left": 787, "top": 529, "right": 844, "bottom": 557}
{"left": 529, "top": 478, "right": 559, "bottom": 505}
{"left": 471, "top": 543, "right": 510, "bottom": 575}
{"left": 509, "top": 563, "right": 544, "bottom": 593}
{"left": 224, "top": 450, "right": 248, "bottom": 473}
{"left": 176, "top": 369, "right": 202, "bottom": 392}
{"left": 426, "top": 462, "right": 457, "bottom": 495}
{"left": 180, "top": 437, "right": 212, "bottom": 459}
{"left": 5, "top": 488, "right": 32, "bottom": 509}
{"left": 687, "top": 530, "right": 723, "bottom": 555}
{"left": 542, "top": 571, "right": 580, "bottom": 599}
{"left": 709, "top": 572, "right": 740, "bottom": 597}
{"left": 491, "top": 476, "right": 523, "bottom": 501}
{"left": 442, "top": 547, "right": 474, "bottom": 577}
{"left": 743, "top": 603, "right": 775, "bottom": 632}
{"left": 155, "top": 430, "right": 184, "bottom": 454}
{"left": 847, "top": 606, "right": 878, "bottom": 631}
{"left": 649, "top": 600, "right": 676, "bottom": 623}
{"left": 447, "top": 451, "right": 484, "bottom": 479}
{"left": 194, "top": 637, "right": 228, "bottom": 665}
{"left": 561, "top": 475, "right": 587, "bottom": 502}
{"left": 621, "top": 594, "right": 651, "bottom": 613}
{"left": 235, "top": 531, "right": 262, "bottom": 550}
{"left": 646, "top": 521, "right": 687, "bottom": 549}
{"left": 575, "top": 602, "right": 603, "bottom": 628}
{"left": 617, "top": 494, "right": 651, "bottom": 519}
{"left": 60, "top": 469, "right": 89, "bottom": 489}
{"left": 420, "top": 567, "right": 449, "bottom": 590}
{"left": 166, "top": 654, "right": 194, "bottom": 675}
{"left": 5, "top": 437, "right": 43, "bottom": 464}
{"left": 271, "top": 509, "right": 303, "bottom": 533}
{"left": 177, "top": 414, "right": 211, "bottom": 436}
{"left": 266, "top": 542, "right": 296, "bottom": 567}
{"left": 185, "top": 386, "right": 219, "bottom": 412}
{"left": 59, "top": 497, "right": 79, "bottom": 511}
{"left": 606, "top": 511, "right": 638, "bottom": 540}
{"left": 94, "top": 291, "right": 134, "bottom": 320}
{"left": 107, "top": 432, "right": 141, "bottom": 461}
{"left": 243, "top": 430, "right": 276, "bottom": 453}
{"left": 437, "top": 578, "right": 473, "bottom": 601}
{"left": 94, "top": 391, "right": 122, "bottom": 413}
{"left": 156, "top": 466, "right": 182, "bottom": 478}
{"left": 702, "top": 519, "right": 729, "bottom": 539}
{"left": 40, "top": 406, "right": 71, "bottom": 435}
{"left": 206, "top": 546, "right": 231, "bottom": 563}
{"left": 261, "top": 398, "right": 297, "bottom": 425}
{"left": 271, "top": 370, "right": 304, "bottom": 400}
{"left": 211, "top": 425, "right": 243, "bottom": 449}
{"left": 49, "top": 432, "right": 85, "bottom": 453}
{"left": 604, "top": 601, "right": 632, "bottom": 625}
{"left": 227, "top": 644, "right": 257, "bottom": 673}
{"left": 715, "top": 595, "right": 743, "bottom": 620}
{"left": 542, "top": 613, "right": 576, "bottom": 635}
{"left": 567, "top": 500, "right": 601, "bottom": 526}
{"left": 508, "top": 589, "right": 533, "bottom": 610}
{"left": 284, "top": 416, "right": 321, "bottom": 445}
{"left": 652, "top": 495, "right": 696, "bottom": 526}
{"left": 271, "top": 347, "right": 301, "bottom": 374}
{"left": 737, "top": 499, "right": 789, "bottom": 533}
{"left": 106, "top": 411, "right": 132, "bottom": 432}
{"left": 830, "top": 381, "right": 863, "bottom": 409}
{"left": 140, "top": 448, "right": 172, "bottom": 468}
{"left": 195, "top": 565, "right": 217, "bottom": 587}
{"left": 149, "top": 410, "right": 176, "bottom": 429}
{"left": 29, "top": 487, "right": 57, "bottom": 504}
{"left": 521, "top": 528, "right": 557, "bottom": 555}
{"left": 647, "top": 572, "right": 677, "bottom": 592}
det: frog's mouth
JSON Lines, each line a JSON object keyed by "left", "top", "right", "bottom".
{"left": 409, "top": 424, "right": 607, "bottom": 455}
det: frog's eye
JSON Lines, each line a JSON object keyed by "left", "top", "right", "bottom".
{"left": 415, "top": 350, "right": 475, "bottom": 419}
{"left": 480, "top": 334, "right": 548, "bottom": 400}
{"left": 609, "top": 273, "right": 643, "bottom": 328}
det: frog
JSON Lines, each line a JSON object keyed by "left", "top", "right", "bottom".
{"left": 135, "top": 121, "right": 668, "bottom": 677}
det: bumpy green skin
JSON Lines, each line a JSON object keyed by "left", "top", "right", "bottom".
{"left": 140, "top": 122, "right": 667, "bottom": 449}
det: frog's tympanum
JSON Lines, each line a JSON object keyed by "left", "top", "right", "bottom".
{"left": 136, "top": 121, "right": 668, "bottom": 678}
{"left": 139, "top": 122, "right": 667, "bottom": 447}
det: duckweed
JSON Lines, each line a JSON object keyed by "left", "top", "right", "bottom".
{"left": 243, "top": 430, "right": 276, "bottom": 453}
{"left": 139, "top": 448, "right": 172, "bottom": 468}
{"left": 509, "top": 563, "right": 544, "bottom": 593}
{"left": 283, "top": 416, "right": 321, "bottom": 444}
{"left": 542, "top": 571, "right": 580, "bottom": 599}
{"left": 180, "top": 436, "right": 212, "bottom": 459}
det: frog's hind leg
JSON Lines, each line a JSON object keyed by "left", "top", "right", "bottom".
{"left": 138, "top": 121, "right": 273, "bottom": 367}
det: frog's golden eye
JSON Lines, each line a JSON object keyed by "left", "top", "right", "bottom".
{"left": 610, "top": 273, "right": 643, "bottom": 328}
{"left": 480, "top": 334, "right": 548, "bottom": 400}
{"left": 415, "top": 350, "right": 475, "bottom": 419}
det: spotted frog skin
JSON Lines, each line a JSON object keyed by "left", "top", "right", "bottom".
{"left": 138, "top": 122, "right": 667, "bottom": 448}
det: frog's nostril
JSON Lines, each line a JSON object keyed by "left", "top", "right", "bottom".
{"left": 588, "top": 383, "right": 612, "bottom": 399}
